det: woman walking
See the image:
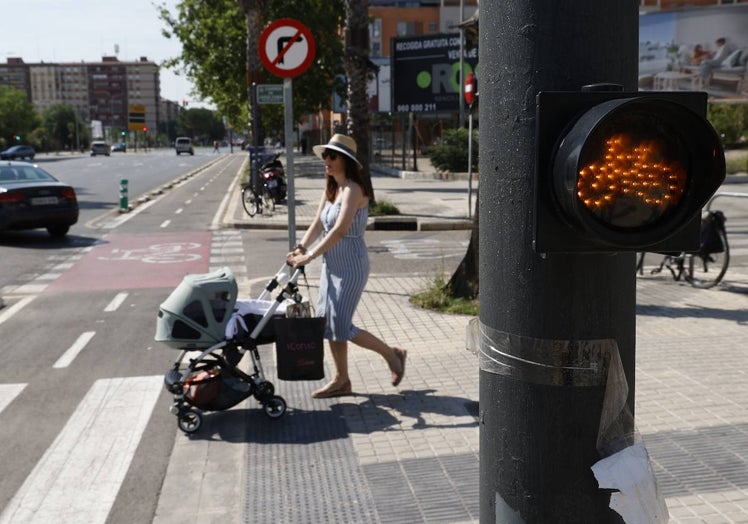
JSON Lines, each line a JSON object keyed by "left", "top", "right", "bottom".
{"left": 287, "top": 134, "right": 407, "bottom": 398}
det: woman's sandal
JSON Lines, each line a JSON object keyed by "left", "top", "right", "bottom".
{"left": 311, "top": 380, "right": 352, "bottom": 399}
{"left": 391, "top": 348, "right": 407, "bottom": 387}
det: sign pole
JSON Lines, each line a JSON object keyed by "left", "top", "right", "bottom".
{"left": 258, "top": 18, "right": 315, "bottom": 250}
{"left": 284, "top": 78, "right": 296, "bottom": 251}
{"left": 467, "top": 105, "right": 473, "bottom": 219}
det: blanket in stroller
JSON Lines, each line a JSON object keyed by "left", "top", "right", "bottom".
{"left": 225, "top": 299, "right": 286, "bottom": 345}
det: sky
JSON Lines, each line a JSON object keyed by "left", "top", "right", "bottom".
{"left": 4, "top": 0, "right": 214, "bottom": 109}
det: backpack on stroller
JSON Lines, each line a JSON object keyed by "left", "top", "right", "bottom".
{"left": 155, "top": 264, "right": 307, "bottom": 433}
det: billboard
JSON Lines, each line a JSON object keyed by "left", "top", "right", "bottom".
{"left": 391, "top": 33, "right": 478, "bottom": 113}
{"left": 638, "top": 5, "right": 748, "bottom": 99}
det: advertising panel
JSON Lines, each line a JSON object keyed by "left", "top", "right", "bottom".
{"left": 391, "top": 33, "right": 478, "bottom": 113}
{"left": 638, "top": 5, "right": 748, "bottom": 99}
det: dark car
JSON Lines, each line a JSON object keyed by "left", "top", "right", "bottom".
{"left": 0, "top": 145, "right": 36, "bottom": 160}
{"left": 0, "top": 161, "right": 79, "bottom": 238}
{"left": 111, "top": 142, "right": 126, "bottom": 153}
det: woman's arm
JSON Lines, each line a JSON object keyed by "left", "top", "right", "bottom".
{"left": 289, "top": 183, "right": 365, "bottom": 266}
{"left": 290, "top": 193, "right": 326, "bottom": 257}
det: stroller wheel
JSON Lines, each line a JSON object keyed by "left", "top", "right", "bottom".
{"left": 255, "top": 381, "right": 274, "bottom": 401}
{"left": 263, "top": 396, "right": 287, "bottom": 419}
{"left": 178, "top": 409, "right": 203, "bottom": 433}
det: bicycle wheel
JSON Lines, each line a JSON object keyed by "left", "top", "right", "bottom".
{"left": 241, "top": 186, "right": 259, "bottom": 217}
{"left": 262, "top": 188, "right": 275, "bottom": 212}
{"left": 686, "top": 228, "right": 729, "bottom": 288}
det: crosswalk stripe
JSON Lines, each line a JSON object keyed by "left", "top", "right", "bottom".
{"left": 0, "top": 376, "right": 163, "bottom": 524}
{"left": 0, "top": 384, "right": 26, "bottom": 415}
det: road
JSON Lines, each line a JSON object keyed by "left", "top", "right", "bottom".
{"left": 0, "top": 151, "right": 470, "bottom": 523}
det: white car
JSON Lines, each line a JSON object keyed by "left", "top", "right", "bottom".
{"left": 175, "top": 137, "right": 194, "bottom": 156}
{"left": 90, "top": 141, "right": 111, "bottom": 156}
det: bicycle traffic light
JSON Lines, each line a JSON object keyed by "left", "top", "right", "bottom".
{"left": 534, "top": 90, "right": 725, "bottom": 254}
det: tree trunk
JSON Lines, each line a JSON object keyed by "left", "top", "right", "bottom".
{"left": 447, "top": 191, "right": 479, "bottom": 299}
{"left": 343, "top": 0, "right": 374, "bottom": 199}
{"left": 237, "top": 0, "right": 269, "bottom": 145}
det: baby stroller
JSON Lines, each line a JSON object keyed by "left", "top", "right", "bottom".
{"left": 156, "top": 264, "right": 306, "bottom": 433}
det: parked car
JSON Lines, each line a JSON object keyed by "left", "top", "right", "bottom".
{"left": 175, "top": 137, "right": 194, "bottom": 156}
{"left": 0, "top": 145, "right": 36, "bottom": 160}
{"left": 0, "top": 161, "right": 78, "bottom": 238}
{"left": 90, "top": 141, "right": 111, "bottom": 156}
{"left": 111, "top": 142, "right": 126, "bottom": 153}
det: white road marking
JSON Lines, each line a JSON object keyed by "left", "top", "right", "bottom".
{"left": 0, "top": 384, "right": 26, "bottom": 414}
{"left": 53, "top": 331, "right": 95, "bottom": 369}
{"left": 160, "top": 219, "right": 171, "bottom": 228}
{"left": 0, "top": 297, "right": 36, "bottom": 326}
{"left": 381, "top": 238, "right": 469, "bottom": 260}
{"left": 0, "top": 376, "right": 163, "bottom": 524}
{"left": 104, "top": 292, "right": 128, "bottom": 312}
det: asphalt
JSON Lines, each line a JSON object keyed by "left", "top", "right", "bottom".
{"left": 152, "top": 154, "right": 748, "bottom": 524}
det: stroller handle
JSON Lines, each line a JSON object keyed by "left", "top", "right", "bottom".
{"left": 258, "top": 263, "right": 305, "bottom": 301}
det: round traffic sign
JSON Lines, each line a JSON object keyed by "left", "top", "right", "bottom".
{"left": 259, "top": 18, "right": 316, "bottom": 78}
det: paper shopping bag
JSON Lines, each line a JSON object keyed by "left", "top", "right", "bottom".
{"left": 274, "top": 317, "right": 325, "bottom": 381}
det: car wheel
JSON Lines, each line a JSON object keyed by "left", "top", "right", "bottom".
{"left": 47, "top": 225, "right": 70, "bottom": 238}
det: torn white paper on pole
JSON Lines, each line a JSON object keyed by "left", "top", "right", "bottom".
{"left": 591, "top": 442, "right": 669, "bottom": 524}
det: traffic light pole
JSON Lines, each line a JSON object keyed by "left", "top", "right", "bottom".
{"left": 479, "top": 1, "right": 638, "bottom": 521}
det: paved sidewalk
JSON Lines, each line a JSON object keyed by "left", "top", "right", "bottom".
{"left": 222, "top": 153, "right": 474, "bottom": 232}
{"left": 153, "top": 155, "right": 748, "bottom": 523}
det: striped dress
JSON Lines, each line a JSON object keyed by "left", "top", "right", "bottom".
{"left": 316, "top": 201, "right": 369, "bottom": 341}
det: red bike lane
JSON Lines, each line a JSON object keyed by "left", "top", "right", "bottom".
{"left": 46, "top": 232, "right": 212, "bottom": 292}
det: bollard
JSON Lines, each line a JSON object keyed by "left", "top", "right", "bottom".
{"left": 119, "top": 179, "right": 129, "bottom": 212}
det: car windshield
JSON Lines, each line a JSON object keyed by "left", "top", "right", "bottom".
{"left": 0, "top": 165, "right": 56, "bottom": 184}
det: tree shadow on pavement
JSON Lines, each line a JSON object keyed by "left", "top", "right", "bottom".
{"left": 188, "top": 389, "right": 478, "bottom": 443}
{"left": 636, "top": 303, "right": 748, "bottom": 324}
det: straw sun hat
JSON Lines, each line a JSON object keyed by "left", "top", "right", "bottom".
{"left": 313, "top": 134, "right": 362, "bottom": 168}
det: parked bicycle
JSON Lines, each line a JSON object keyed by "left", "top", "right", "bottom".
{"left": 241, "top": 183, "right": 274, "bottom": 217}
{"left": 636, "top": 210, "right": 729, "bottom": 289}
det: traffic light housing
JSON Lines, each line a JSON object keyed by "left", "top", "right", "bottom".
{"left": 534, "top": 90, "right": 725, "bottom": 254}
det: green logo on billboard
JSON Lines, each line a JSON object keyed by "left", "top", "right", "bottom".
{"left": 417, "top": 71, "right": 431, "bottom": 89}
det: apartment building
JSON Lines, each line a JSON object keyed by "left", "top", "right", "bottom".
{"left": 1, "top": 56, "right": 163, "bottom": 140}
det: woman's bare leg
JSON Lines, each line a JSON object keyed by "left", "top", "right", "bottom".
{"left": 351, "top": 329, "right": 406, "bottom": 385}
{"left": 311, "top": 340, "right": 352, "bottom": 398}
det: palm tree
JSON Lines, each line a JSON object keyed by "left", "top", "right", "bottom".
{"left": 237, "top": 0, "right": 270, "bottom": 151}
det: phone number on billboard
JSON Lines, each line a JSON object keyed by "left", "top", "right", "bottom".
{"left": 396, "top": 103, "right": 438, "bottom": 112}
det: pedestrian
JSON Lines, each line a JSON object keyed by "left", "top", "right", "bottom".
{"left": 213, "top": 140, "right": 220, "bottom": 153}
{"left": 287, "top": 134, "right": 407, "bottom": 398}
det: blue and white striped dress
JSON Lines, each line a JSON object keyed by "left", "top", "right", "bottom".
{"left": 316, "top": 201, "right": 369, "bottom": 341}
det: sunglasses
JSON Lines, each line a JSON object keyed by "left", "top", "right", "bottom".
{"left": 321, "top": 149, "right": 339, "bottom": 160}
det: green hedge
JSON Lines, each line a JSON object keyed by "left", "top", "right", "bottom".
{"left": 426, "top": 128, "right": 478, "bottom": 174}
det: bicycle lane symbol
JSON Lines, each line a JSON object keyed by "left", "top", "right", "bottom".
{"left": 97, "top": 242, "right": 203, "bottom": 264}
{"left": 46, "top": 233, "right": 211, "bottom": 292}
